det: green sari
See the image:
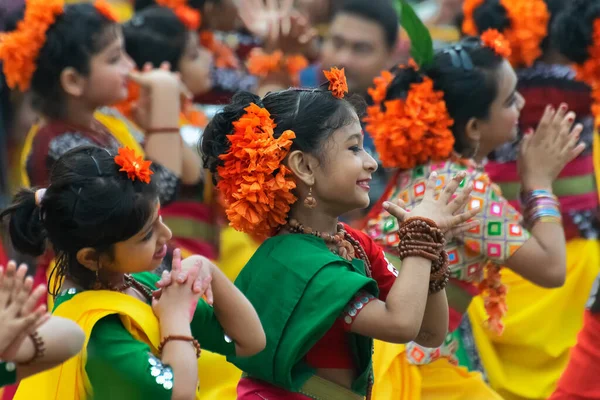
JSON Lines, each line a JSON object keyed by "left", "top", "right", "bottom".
{"left": 228, "top": 234, "right": 379, "bottom": 396}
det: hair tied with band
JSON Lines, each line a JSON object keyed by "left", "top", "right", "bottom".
{"left": 480, "top": 29, "right": 512, "bottom": 58}
{"left": 0, "top": 0, "right": 65, "bottom": 91}
{"left": 94, "top": 0, "right": 119, "bottom": 22}
{"left": 114, "top": 147, "right": 154, "bottom": 184}
{"left": 364, "top": 63, "right": 455, "bottom": 169}
{"left": 323, "top": 67, "right": 348, "bottom": 99}
{"left": 216, "top": 103, "right": 297, "bottom": 238}
{"left": 156, "top": 0, "right": 201, "bottom": 31}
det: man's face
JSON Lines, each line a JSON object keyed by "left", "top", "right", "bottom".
{"left": 321, "top": 12, "right": 393, "bottom": 95}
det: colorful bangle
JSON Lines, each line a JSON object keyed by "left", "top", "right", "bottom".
{"left": 520, "top": 189, "right": 562, "bottom": 227}
{"left": 20, "top": 331, "right": 45, "bottom": 365}
{"left": 158, "top": 335, "right": 201, "bottom": 358}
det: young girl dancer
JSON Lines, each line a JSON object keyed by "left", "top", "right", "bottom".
{"left": 121, "top": 4, "right": 259, "bottom": 398}
{"left": 1, "top": 145, "right": 265, "bottom": 399}
{"left": 0, "top": 0, "right": 201, "bottom": 310}
{"left": 197, "top": 67, "right": 481, "bottom": 399}
{"left": 364, "top": 32, "right": 584, "bottom": 399}
{"left": 460, "top": 1, "right": 599, "bottom": 398}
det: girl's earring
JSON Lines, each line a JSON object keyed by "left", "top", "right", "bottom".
{"left": 304, "top": 187, "right": 317, "bottom": 209}
{"left": 92, "top": 263, "right": 103, "bottom": 290}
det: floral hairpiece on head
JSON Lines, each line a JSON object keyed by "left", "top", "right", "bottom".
{"left": 0, "top": 0, "right": 65, "bottom": 91}
{"left": 481, "top": 29, "right": 512, "bottom": 58}
{"left": 114, "top": 147, "right": 154, "bottom": 184}
{"left": 323, "top": 67, "right": 348, "bottom": 99}
{"left": 217, "top": 103, "right": 297, "bottom": 238}
{"left": 156, "top": 0, "right": 201, "bottom": 31}
{"left": 462, "top": 0, "right": 549, "bottom": 67}
{"left": 94, "top": 0, "right": 119, "bottom": 22}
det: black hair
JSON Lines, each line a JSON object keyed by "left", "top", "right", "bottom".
{"left": 465, "top": 0, "right": 568, "bottom": 56}
{"left": 335, "top": 0, "right": 399, "bottom": 49}
{"left": 6, "top": 3, "right": 119, "bottom": 119}
{"left": 552, "top": 0, "right": 600, "bottom": 65}
{"left": 123, "top": 6, "right": 189, "bottom": 71}
{"left": 383, "top": 37, "right": 505, "bottom": 155}
{"left": 0, "top": 146, "right": 159, "bottom": 295}
{"left": 201, "top": 89, "right": 365, "bottom": 177}
{"left": 133, "top": 0, "right": 219, "bottom": 13}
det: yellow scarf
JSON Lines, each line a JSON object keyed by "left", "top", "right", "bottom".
{"left": 14, "top": 290, "right": 201, "bottom": 399}
{"left": 20, "top": 110, "right": 145, "bottom": 187}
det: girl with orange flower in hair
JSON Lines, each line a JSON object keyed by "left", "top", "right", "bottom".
{"left": 120, "top": 3, "right": 262, "bottom": 399}
{"left": 1, "top": 145, "right": 265, "bottom": 400}
{"left": 0, "top": 0, "right": 203, "bottom": 310}
{"left": 196, "top": 64, "right": 481, "bottom": 399}
{"left": 364, "top": 30, "right": 584, "bottom": 400}
{"left": 459, "top": 1, "right": 600, "bottom": 399}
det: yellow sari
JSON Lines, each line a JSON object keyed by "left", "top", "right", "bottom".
{"left": 14, "top": 290, "right": 200, "bottom": 400}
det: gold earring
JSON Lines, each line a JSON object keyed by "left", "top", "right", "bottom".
{"left": 304, "top": 187, "right": 317, "bottom": 209}
{"left": 92, "top": 266, "right": 103, "bottom": 290}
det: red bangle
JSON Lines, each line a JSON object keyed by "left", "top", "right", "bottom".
{"left": 146, "top": 127, "right": 180, "bottom": 134}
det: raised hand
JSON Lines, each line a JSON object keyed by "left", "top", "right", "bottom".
{"left": 153, "top": 249, "right": 213, "bottom": 305}
{"left": 383, "top": 171, "right": 481, "bottom": 232}
{"left": 238, "top": 0, "right": 294, "bottom": 43}
{"left": 0, "top": 261, "right": 49, "bottom": 361}
{"left": 518, "top": 103, "right": 586, "bottom": 191}
{"left": 152, "top": 259, "right": 211, "bottom": 323}
{"left": 127, "top": 62, "right": 192, "bottom": 131}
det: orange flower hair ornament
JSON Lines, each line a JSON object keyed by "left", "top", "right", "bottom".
{"left": 462, "top": 0, "right": 549, "bottom": 67}
{"left": 481, "top": 29, "right": 512, "bottom": 58}
{"left": 114, "top": 147, "right": 154, "bottom": 184}
{"left": 323, "top": 67, "right": 348, "bottom": 99}
{"left": 364, "top": 70, "right": 455, "bottom": 169}
{"left": 0, "top": 0, "right": 65, "bottom": 91}
{"left": 217, "top": 103, "right": 297, "bottom": 238}
{"left": 156, "top": 0, "right": 201, "bottom": 30}
{"left": 94, "top": 0, "right": 119, "bottom": 22}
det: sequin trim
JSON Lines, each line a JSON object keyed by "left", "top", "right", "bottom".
{"left": 147, "top": 354, "right": 174, "bottom": 390}
{"left": 341, "top": 290, "right": 375, "bottom": 331}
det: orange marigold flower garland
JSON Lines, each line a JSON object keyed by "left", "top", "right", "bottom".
{"left": 367, "top": 70, "right": 394, "bottom": 105}
{"left": 94, "top": 0, "right": 119, "bottom": 22}
{"left": 364, "top": 73, "right": 455, "bottom": 169}
{"left": 500, "top": 0, "right": 549, "bottom": 67}
{"left": 114, "top": 147, "right": 154, "bottom": 184}
{"left": 156, "top": 0, "right": 201, "bottom": 30}
{"left": 217, "top": 103, "right": 297, "bottom": 238}
{"left": 479, "top": 262, "right": 508, "bottom": 335}
{"left": 0, "top": 0, "right": 65, "bottom": 91}
{"left": 462, "top": 0, "right": 549, "bottom": 67}
{"left": 323, "top": 67, "right": 348, "bottom": 99}
{"left": 246, "top": 48, "right": 308, "bottom": 86}
{"left": 481, "top": 29, "right": 512, "bottom": 58}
